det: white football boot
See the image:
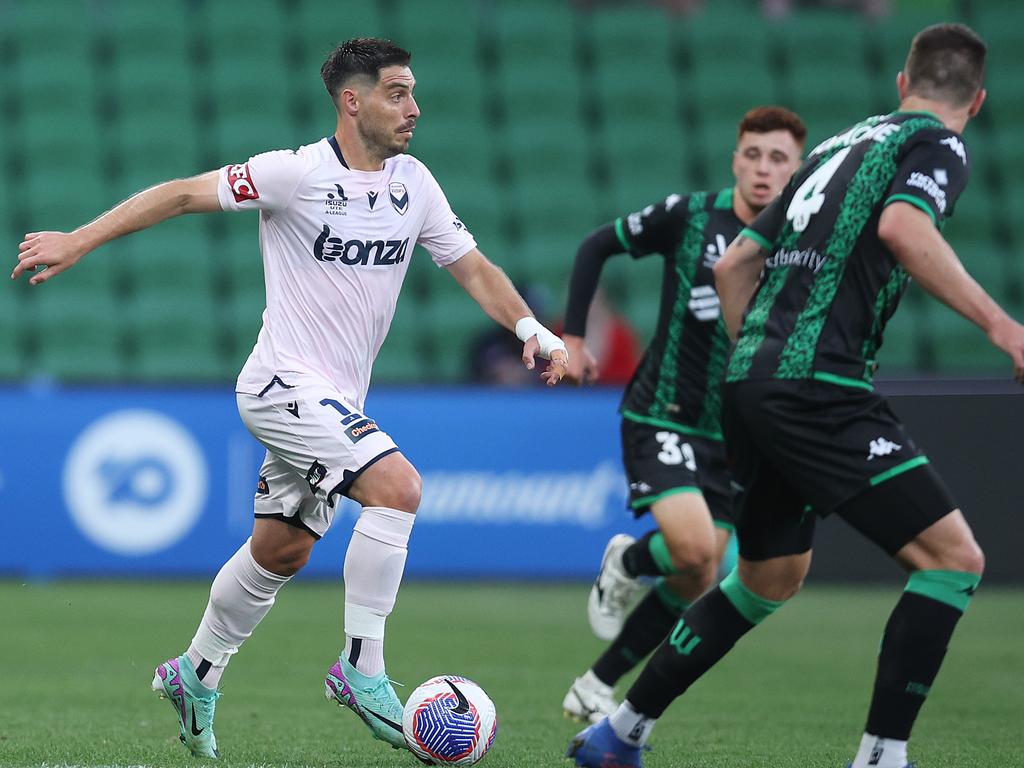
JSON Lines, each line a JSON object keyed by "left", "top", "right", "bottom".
{"left": 562, "top": 670, "right": 618, "bottom": 723}
{"left": 587, "top": 533, "right": 641, "bottom": 641}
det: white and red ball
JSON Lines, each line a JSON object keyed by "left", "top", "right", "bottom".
{"left": 402, "top": 675, "right": 497, "bottom": 765}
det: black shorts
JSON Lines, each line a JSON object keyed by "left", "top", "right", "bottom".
{"left": 620, "top": 417, "right": 736, "bottom": 532}
{"left": 722, "top": 379, "right": 957, "bottom": 560}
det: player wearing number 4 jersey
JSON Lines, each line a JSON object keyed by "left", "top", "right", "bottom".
{"left": 567, "top": 24, "right": 1024, "bottom": 768}
{"left": 13, "top": 38, "right": 567, "bottom": 759}
{"left": 560, "top": 107, "right": 805, "bottom": 723}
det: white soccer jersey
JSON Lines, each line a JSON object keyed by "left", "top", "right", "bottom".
{"left": 217, "top": 137, "right": 476, "bottom": 409}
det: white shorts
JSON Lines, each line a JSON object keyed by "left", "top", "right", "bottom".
{"left": 237, "top": 374, "right": 399, "bottom": 538}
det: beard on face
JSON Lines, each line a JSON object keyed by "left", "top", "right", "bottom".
{"left": 357, "top": 112, "right": 408, "bottom": 160}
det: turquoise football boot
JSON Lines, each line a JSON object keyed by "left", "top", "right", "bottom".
{"left": 152, "top": 655, "right": 220, "bottom": 758}
{"left": 325, "top": 656, "right": 406, "bottom": 750}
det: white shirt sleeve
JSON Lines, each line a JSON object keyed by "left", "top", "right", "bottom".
{"left": 416, "top": 167, "right": 477, "bottom": 266}
{"left": 217, "top": 149, "right": 310, "bottom": 212}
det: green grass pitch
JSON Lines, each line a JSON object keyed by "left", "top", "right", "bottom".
{"left": 1, "top": 580, "right": 1020, "bottom": 767}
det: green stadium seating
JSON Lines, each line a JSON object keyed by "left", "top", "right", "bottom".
{"left": 0, "top": 280, "right": 24, "bottom": 379}
{"left": 29, "top": 285, "right": 125, "bottom": 381}
{"left": 125, "top": 292, "right": 227, "bottom": 381}
{"left": 1, "top": 1, "right": 1015, "bottom": 382}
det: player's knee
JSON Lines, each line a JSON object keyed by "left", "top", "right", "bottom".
{"left": 378, "top": 470, "right": 422, "bottom": 513}
{"left": 257, "top": 542, "right": 311, "bottom": 577}
{"left": 943, "top": 536, "right": 985, "bottom": 576}
{"left": 667, "top": 540, "right": 716, "bottom": 581}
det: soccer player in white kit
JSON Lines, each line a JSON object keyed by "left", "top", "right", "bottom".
{"left": 13, "top": 38, "right": 568, "bottom": 758}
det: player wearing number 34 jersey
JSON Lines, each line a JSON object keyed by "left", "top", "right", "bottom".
{"left": 14, "top": 38, "right": 568, "bottom": 760}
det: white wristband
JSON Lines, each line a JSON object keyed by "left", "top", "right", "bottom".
{"left": 515, "top": 316, "right": 568, "bottom": 361}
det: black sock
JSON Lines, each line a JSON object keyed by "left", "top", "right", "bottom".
{"left": 592, "top": 588, "right": 680, "bottom": 686}
{"left": 621, "top": 531, "right": 662, "bottom": 577}
{"left": 865, "top": 591, "right": 964, "bottom": 740}
{"left": 625, "top": 587, "right": 754, "bottom": 718}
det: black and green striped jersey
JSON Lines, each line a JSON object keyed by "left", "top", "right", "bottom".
{"left": 727, "top": 111, "right": 970, "bottom": 389}
{"left": 615, "top": 188, "right": 744, "bottom": 440}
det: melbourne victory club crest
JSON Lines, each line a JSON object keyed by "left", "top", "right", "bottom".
{"left": 389, "top": 182, "right": 409, "bottom": 215}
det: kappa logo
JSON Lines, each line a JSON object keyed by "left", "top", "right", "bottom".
{"left": 702, "top": 233, "right": 729, "bottom": 268}
{"left": 940, "top": 136, "right": 967, "bottom": 165}
{"left": 867, "top": 437, "right": 902, "bottom": 460}
{"left": 389, "top": 182, "right": 409, "bottom": 215}
{"left": 367, "top": 190, "right": 379, "bottom": 210}
{"left": 324, "top": 184, "right": 348, "bottom": 216}
{"left": 226, "top": 163, "right": 259, "bottom": 203}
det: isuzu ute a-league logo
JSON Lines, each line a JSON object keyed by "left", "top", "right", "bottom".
{"left": 63, "top": 410, "right": 208, "bottom": 556}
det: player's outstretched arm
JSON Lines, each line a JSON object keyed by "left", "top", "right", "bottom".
{"left": 445, "top": 248, "right": 568, "bottom": 386}
{"left": 13, "top": 170, "right": 221, "bottom": 286}
{"left": 880, "top": 201, "right": 1024, "bottom": 383}
{"left": 561, "top": 224, "right": 625, "bottom": 385}
{"left": 715, "top": 235, "right": 769, "bottom": 340}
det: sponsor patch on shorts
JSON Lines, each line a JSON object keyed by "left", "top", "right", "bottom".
{"left": 345, "top": 419, "right": 379, "bottom": 443}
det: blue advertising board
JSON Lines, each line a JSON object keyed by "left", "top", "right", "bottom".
{"left": 0, "top": 385, "right": 654, "bottom": 579}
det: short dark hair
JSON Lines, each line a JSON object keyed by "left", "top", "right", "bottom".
{"left": 737, "top": 106, "right": 807, "bottom": 146}
{"left": 905, "top": 23, "right": 986, "bottom": 107}
{"left": 320, "top": 38, "right": 412, "bottom": 103}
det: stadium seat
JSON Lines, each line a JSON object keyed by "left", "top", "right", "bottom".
{"left": 126, "top": 292, "right": 227, "bottom": 381}
{"left": 928, "top": 306, "right": 1006, "bottom": 372}
{"left": 108, "top": 0, "right": 190, "bottom": 63}
{"left": 0, "top": 281, "right": 24, "bottom": 379}
{"left": 29, "top": 285, "right": 125, "bottom": 381}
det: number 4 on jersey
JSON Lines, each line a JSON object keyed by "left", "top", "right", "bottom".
{"left": 786, "top": 147, "right": 852, "bottom": 232}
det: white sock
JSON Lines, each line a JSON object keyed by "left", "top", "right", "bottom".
{"left": 851, "top": 732, "right": 909, "bottom": 768}
{"left": 343, "top": 506, "right": 414, "bottom": 668}
{"left": 187, "top": 538, "right": 291, "bottom": 689}
{"left": 609, "top": 700, "right": 657, "bottom": 747}
{"left": 345, "top": 636, "right": 385, "bottom": 677}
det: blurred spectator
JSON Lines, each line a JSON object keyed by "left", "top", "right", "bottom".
{"left": 761, "top": 0, "right": 891, "bottom": 18}
{"left": 555, "top": 288, "right": 642, "bottom": 387}
{"left": 469, "top": 283, "right": 557, "bottom": 387}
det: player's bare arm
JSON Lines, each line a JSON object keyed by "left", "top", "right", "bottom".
{"left": 714, "top": 235, "right": 769, "bottom": 341}
{"left": 879, "top": 201, "right": 1024, "bottom": 383}
{"left": 445, "top": 248, "right": 569, "bottom": 385}
{"left": 13, "top": 171, "right": 221, "bottom": 286}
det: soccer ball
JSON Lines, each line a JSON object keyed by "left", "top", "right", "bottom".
{"left": 402, "top": 675, "right": 498, "bottom": 765}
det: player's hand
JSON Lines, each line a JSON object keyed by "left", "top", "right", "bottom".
{"left": 987, "top": 316, "right": 1024, "bottom": 384}
{"left": 562, "top": 334, "right": 599, "bottom": 385}
{"left": 12, "top": 231, "right": 87, "bottom": 285}
{"left": 540, "top": 347, "right": 569, "bottom": 387}
{"left": 520, "top": 336, "right": 569, "bottom": 387}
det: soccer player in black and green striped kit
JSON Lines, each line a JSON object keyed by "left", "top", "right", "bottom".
{"left": 567, "top": 24, "right": 1024, "bottom": 768}
{"left": 560, "top": 107, "right": 806, "bottom": 722}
